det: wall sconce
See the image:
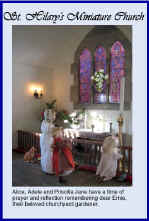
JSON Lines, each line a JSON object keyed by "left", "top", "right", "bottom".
{"left": 33, "top": 88, "right": 43, "bottom": 99}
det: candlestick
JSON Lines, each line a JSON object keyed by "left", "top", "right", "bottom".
{"left": 84, "top": 110, "right": 86, "bottom": 129}
{"left": 110, "top": 122, "right": 113, "bottom": 134}
{"left": 91, "top": 124, "right": 95, "bottom": 132}
{"left": 120, "top": 77, "right": 125, "bottom": 114}
{"left": 117, "top": 114, "right": 123, "bottom": 147}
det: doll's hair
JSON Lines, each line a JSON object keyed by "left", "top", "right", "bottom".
{"left": 52, "top": 127, "right": 63, "bottom": 136}
{"left": 102, "top": 136, "right": 119, "bottom": 154}
{"left": 44, "top": 109, "right": 55, "bottom": 122}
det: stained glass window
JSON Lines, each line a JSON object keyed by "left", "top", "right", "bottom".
{"left": 109, "top": 41, "right": 125, "bottom": 103}
{"left": 94, "top": 46, "right": 107, "bottom": 104}
{"left": 79, "top": 42, "right": 125, "bottom": 106}
{"left": 79, "top": 49, "right": 92, "bottom": 104}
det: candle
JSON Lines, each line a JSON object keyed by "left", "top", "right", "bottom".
{"left": 120, "top": 77, "right": 125, "bottom": 114}
{"left": 84, "top": 111, "right": 86, "bottom": 129}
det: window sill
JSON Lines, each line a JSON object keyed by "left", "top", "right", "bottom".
{"left": 74, "top": 103, "right": 131, "bottom": 111}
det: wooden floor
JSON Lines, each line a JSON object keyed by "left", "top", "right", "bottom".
{"left": 12, "top": 152, "right": 131, "bottom": 187}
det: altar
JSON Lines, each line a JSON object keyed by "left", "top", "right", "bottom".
{"left": 63, "top": 129, "right": 109, "bottom": 164}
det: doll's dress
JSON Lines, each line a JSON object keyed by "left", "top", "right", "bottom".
{"left": 40, "top": 120, "right": 54, "bottom": 174}
{"left": 53, "top": 137, "right": 75, "bottom": 176}
{"left": 96, "top": 151, "right": 122, "bottom": 181}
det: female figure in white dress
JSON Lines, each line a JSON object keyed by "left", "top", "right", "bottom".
{"left": 40, "top": 109, "right": 55, "bottom": 174}
{"left": 96, "top": 136, "right": 122, "bottom": 182}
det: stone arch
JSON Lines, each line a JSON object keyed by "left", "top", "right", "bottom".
{"left": 70, "top": 25, "right": 132, "bottom": 110}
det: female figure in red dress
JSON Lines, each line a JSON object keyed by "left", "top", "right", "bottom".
{"left": 52, "top": 127, "right": 75, "bottom": 183}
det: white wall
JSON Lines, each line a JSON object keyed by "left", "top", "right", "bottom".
{"left": 51, "top": 64, "right": 74, "bottom": 111}
{"left": 12, "top": 62, "right": 53, "bottom": 147}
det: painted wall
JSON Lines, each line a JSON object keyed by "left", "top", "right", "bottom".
{"left": 12, "top": 63, "right": 53, "bottom": 147}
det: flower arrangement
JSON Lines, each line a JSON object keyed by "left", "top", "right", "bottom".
{"left": 55, "top": 110, "right": 73, "bottom": 125}
{"left": 91, "top": 69, "right": 109, "bottom": 93}
{"left": 54, "top": 108, "right": 85, "bottom": 128}
{"left": 70, "top": 109, "right": 85, "bottom": 125}
{"left": 40, "top": 98, "right": 85, "bottom": 128}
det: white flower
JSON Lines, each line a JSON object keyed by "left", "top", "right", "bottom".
{"left": 70, "top": 112, "right": 76, "bottom": 117}
{"left": 98, "top": 82, "right": 102, "bottom": 88}
{"left": 99, "top": 69, "right": 104, "bottom": 73}
{"left": 91, "top": 76, "right": 94, "bottom": 80}
{"left": 105, "top": 75, "right": 109, "bottom": 80}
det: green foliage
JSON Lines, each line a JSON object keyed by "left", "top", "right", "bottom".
{"left": 56, "top": 110, "right": 73, "bottom": 124}
{"left": 55, "top": 108, "right": 85, "bottom": 125}
{"left": 43, "top": 98, "right": 85, "bottom": 127}
{"left": 72, "top": 108, "right": 85, "bottom": 125}
{"left": 46, "top": 99, "right": 56, "bottom": 109}
{"left": 91, "top": 69, "right": 108, "bottom": 93}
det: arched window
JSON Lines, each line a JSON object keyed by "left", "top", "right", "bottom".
{"left": 79, "top": 49, "right": 92, "bottom": 104}
{"left": 79, "top": 42, "right": 125, "bottom": 105}
{"left": 109, "top": 41, "right": 125, "bottom": 103}
{"left": 94, "top": 46, "right": 107, "bottom": 104}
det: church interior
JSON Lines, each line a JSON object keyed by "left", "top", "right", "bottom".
{"left": 12, "top": 25, "right": 132, "bottom": 186}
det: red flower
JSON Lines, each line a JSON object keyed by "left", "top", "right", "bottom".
{"left": 41, "top": 112, "right": 44, "bottom": 120}
{"left": 41, "top": 112, "right": 44, "bottom": 117}
{"left": 63, "top": 110, "right": 69, "bottom": 115}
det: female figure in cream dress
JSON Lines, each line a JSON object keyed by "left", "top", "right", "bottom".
{"left": 96, "top": 136, "right": 122, "bottom": 182}
{"left": 40, "top": 109, "right": 55, "bottom": 174}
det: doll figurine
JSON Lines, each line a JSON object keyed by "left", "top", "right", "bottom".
{"left": 96, "top": 135, "right": 122, "bottom": 182}
{"left": 52, "top": 127, "right": 75, "bottom": 183}
{"left": 24, "top": 146, "right": 37, "bottom": 163}
{"left": 40, "top": 109, "right": 55, "bottom": 174}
